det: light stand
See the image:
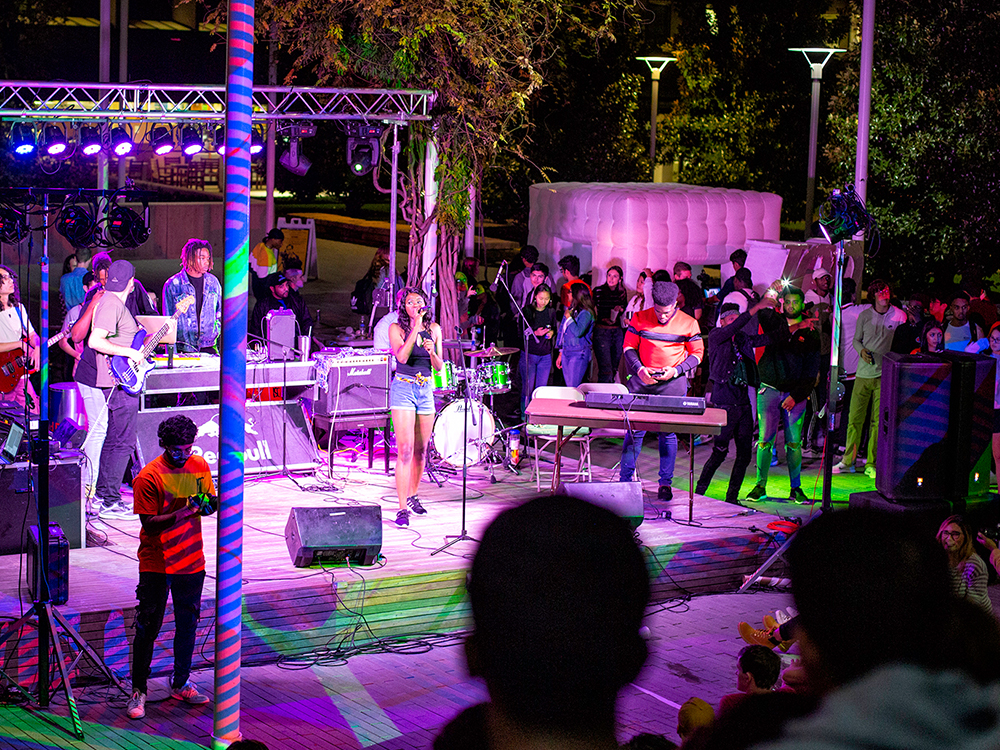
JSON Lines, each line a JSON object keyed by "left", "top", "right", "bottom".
{"left": 0, "top": 200, "right": 127, "bottom": 740}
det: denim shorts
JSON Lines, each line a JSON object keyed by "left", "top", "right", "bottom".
{"left": 390, "top": 375, "right": 435, "bottom": 415}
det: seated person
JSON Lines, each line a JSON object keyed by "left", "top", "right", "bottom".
{"left": 718, "top": 645, "right": 781, "bottom": 716}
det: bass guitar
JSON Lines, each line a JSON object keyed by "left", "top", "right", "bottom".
{"left": 0, "top": 329, "right": 73, "bottom": 393}
{"left": 109, "top": 295, "right": 194, "bottom": 395}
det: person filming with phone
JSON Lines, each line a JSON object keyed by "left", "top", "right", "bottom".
{"left": 618, "top": 281, "right": 704, "bottom": 504}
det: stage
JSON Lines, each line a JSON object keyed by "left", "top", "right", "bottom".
{"left": 0, "top": 431, "right": 802, "bottom": 686}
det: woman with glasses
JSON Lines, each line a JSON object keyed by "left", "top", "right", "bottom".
{"left": 936, "top": 515, "right": 990, "bottom": 613}
{"left": 0, "top": 265, "right": 40, "bottom": 412}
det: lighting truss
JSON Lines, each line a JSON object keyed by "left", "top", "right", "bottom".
{"left": 0, "top": 81, "right": 434, "bottom": 124}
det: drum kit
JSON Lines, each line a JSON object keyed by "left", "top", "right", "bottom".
{"left": 430, "top": 343, "right": 520, "bottom": 476}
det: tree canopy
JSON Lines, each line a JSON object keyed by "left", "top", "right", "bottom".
{"left": 825, "top": 0, "right": 1000, "bottom": 290}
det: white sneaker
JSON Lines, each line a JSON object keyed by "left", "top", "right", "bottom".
{"left": 832, "top": 461, "right": 855, "bottom": 474}
{"left": 98, "top": 502, "right": 133, "bottom": 520}
{"left": 170, "top": 680, "right": 210, "bottom": 705}
{"left": 126, "top": 690, "right": 146, "bottom": 719}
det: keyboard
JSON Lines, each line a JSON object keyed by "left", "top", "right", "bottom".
{"left": 583, "top": 391, "right": 706, "bottom": 415}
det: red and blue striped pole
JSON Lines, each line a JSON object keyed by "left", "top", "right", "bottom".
{"left": 213, "top": 1, "right": 254, "bottom": 746}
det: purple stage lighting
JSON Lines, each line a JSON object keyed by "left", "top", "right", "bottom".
{"left": 10, "top": 123, "right": 35, "bottom": 155}
{"left": 42, "top": 124, "right": 68, "bottom": 156}
{"left": 151, "top": 126, "right": 174, "bottom": 155}
{"left": 182, "top": 126, "right": 203, "bottom": 156}
{"left": 110, "top": 127, "right": 134, "bottom": 157}
{"left": 80, "top": 126, "right": 103, "bottom": 156}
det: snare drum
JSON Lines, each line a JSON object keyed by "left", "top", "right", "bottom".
{"left": 432, "top": 362, "right": 457, "bottom": 393}
{"left": 432, "top": 399, "right": 496, "bottom": 466}
{"left": 474, "top": 361, "right": 511, "bottom": 394}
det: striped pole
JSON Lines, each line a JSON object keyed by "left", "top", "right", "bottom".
{"left": 213, "top": 1, "right": 254, "bottom": 746}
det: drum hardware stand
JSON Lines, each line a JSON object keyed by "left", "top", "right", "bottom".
{"left": 432, "top": 348, "right": 479, "bottom": 555}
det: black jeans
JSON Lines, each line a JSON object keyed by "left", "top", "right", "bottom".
{"left": 593, "top": 326, "right": 624, "bottom": 383}
{"left": 96, "top": 387, "right": 139, "bottom": 505}
{"left": 696, "top": 398, "right": 754, "bottom": 503}
{"left": 131, "top": 570, "right": 205, "bottom": 694}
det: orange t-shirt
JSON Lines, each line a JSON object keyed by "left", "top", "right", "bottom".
{"left": 133, "top": 454, "right": 214, "bottom": 575}
{"left": 623, "top": 307, "right": 704, "bottom": 374}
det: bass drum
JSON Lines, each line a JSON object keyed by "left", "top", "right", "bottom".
{"left": 432, "top": 399, "right": 496, "bottom": 467}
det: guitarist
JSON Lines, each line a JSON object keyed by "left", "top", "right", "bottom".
{"left": 76, "top": 260, "right": 145, "bottom": 520}
{"left": 619, "top": 281, "right": 704, "bottom": 504}
{"left": 0, "top": 264, "right": 40, "bottom": 413}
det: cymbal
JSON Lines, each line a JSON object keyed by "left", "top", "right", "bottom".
{"left": 467, "top": 345, "right": 518, "bottom": 358}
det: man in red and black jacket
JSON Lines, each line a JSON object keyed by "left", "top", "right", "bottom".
{"left": 619, "top": 281, "right": 704, "bottom": 503}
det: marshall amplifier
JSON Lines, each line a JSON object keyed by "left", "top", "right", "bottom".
{"left": 312, "top": 352, "right": 391, "bottom": 417}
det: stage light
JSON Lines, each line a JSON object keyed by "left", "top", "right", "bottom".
{"left": 181, "top": 126, "right": 203, "bottom": 156}
{"left": 9, "top": 123, "right": 35, "bottom": 156}
{"left": 346, "top": 137, "right": 379, "bottom": 176}
{"left": 56, "top": 205, "right": 99, "bottom": 248}
{"left": 150, "top": 126, "right": 174, "bottom": 156}
{"left": 250, "top": 129, "right": 264, "bottom": 155}
{"left": 107, "top": 203, "right": 150, "bottom": 249}
{"left": 279, "top": 139, "right": 311, "bottom": 176}
{"left": 109, "top": 127, "right": 134, "bottom": 157}
{"left": 0, "top": 205, "right": 29, "bottom": 244}
{"left": 80, "top": 126, "right": 103, "bottom": 156}
{"left": 818, "top": 185, "right": 872, "bottom": 243}
{"left": 214, "top": 126, "right": 225, "bottom": 156}
{"left": 41, "top": 124, "right": 68, "bottom": 156}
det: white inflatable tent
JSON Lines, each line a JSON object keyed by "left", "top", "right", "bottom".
{"left": 527, "top": 182, "right": 783, "bottom": 290}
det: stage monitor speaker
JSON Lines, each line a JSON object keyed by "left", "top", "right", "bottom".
{"left": 876, "top": 354, "right": 952, "bottom": 501}
{"left": 27, "top": 523, "right": 69, "bottom": 605}
{"left": 557, "top": 482, "right": 644, "bottom": 528}
{"left": 312, "top": 353, "right": 391, "bottom": 416}
{"left": 285, "top": 506, "right": 382, "bottom": 567}
{"left": 849, "top": 490, "right": 999, "bottom": 539}
{"left": 0, "top": 456, "right": 85, "bottom": 553}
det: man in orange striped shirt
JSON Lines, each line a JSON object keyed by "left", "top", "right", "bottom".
{"left": 619, "top": 281, "right": 704, "bottom": 503}
{"left": 127, "top": 415, "right": 215, "bottom": 720}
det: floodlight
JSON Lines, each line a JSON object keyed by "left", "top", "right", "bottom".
{"left": 214, "top": 126, "right": 225, "bottom": 155}
{"left": 109, "top": 126, "right": 135, "bottom": 156}
{"left": 41, "top": 124, "right": 68, "bottom": 156}
{"left": 818, "top": 185, "right": 873, "bottom": 243}
{"left": 80, "top": 126, "right": 103, "bottom": 156}
{"left": 279, "top": 139, "right": 311, "bottom": 176}
{"left": 151, "top": 126, "right": 174, "bottom": 156}
{"left": 250, "top": 129, "right": 264, "bottom": 155}
{"left": 107, "top": 203, "right": 150, "bottom": 249}
{"left": 56, "top": 205, "right": 99, "bottom": 248}
{"left": 0, "top": 205, "right": 29, "bottom": 243}
{"left": 347, "top": 138, "right": 379, "bottom": 176}
{"left": 9, "top": 123, "right": 35, "bottom": 156}
{"left": 181, "top": 126, "right": 203, "bottom": 156}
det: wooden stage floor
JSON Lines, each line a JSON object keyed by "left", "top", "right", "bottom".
{"left": 0, "top": 435, "right": 799, "bottom": 747}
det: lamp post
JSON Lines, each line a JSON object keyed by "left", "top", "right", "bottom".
{"left": 789, "top": 47, "right": 845, "bottom": 238}
{"left": 637, "top": 56, "right": 676, "bottom": 179}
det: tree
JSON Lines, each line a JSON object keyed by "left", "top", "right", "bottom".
{"left": 657, "top": 0, "right": 849, "bottom": 226}
{"left": 824, "top": 0, "right": 1000, "bottom": 290}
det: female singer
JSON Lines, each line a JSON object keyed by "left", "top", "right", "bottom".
{"left": 389, "top": 287, "right": 444, "bottom": 527}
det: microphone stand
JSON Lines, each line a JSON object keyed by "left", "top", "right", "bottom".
{"left": 497, "top": 270, "right": 539, "bottom": 473}
{"left": 432, "top": 318, "right": 482, "bottom": 555}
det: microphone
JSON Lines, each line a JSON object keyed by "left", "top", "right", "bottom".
{"left": 489, "top": 259, "right": 508, "bottom": 292}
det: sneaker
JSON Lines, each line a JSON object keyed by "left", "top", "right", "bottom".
{"left": 832, "top": 461, "right": 855, "bottom": 474}
{"left": 170, "top": 680, "right": 210, "bottom": 705}
{"left": 395, "top": 508, "right": 410, "bottom": 527}
{"left": 745, "top": 484, "right": 767, "bottom": 502}
{"left": 98, "top": 502, "right": 132, "bottom": 520}
{"left": 657, "top": 485, "right": 673, "bottom": 502}
{"left": 407, "top": 496, "right": 427, "bottom": 515}
{"left": 738, "top": 621, "right": 780, "bottom": 649}
{"left": 800, "top": 445, "right": 814, "bottom": 458}
{"left": 789, "top": 487, "right": 811, "bottom": 505}
{"left": 864, "top": 464, "right": 876, "bottom": 479}
{"left": 126, "top": 690, "right": 146, "bottom": 719}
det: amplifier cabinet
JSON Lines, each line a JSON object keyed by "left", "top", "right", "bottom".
{"left": 0, "top": 455, "right": 85, "bottom": 554}
{"left": 312, "top": 353, "right": 391, "bottom": 417}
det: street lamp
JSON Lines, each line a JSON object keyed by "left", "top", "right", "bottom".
{"left": 789, "top": 47, "right": 845, "bottom": 238}
{"left": 637, "top": 56, "right": 676, "bottom": 178}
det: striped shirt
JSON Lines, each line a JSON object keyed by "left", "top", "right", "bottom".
{"left": 623, "top": 308, "right": 703, "bottom": 375}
